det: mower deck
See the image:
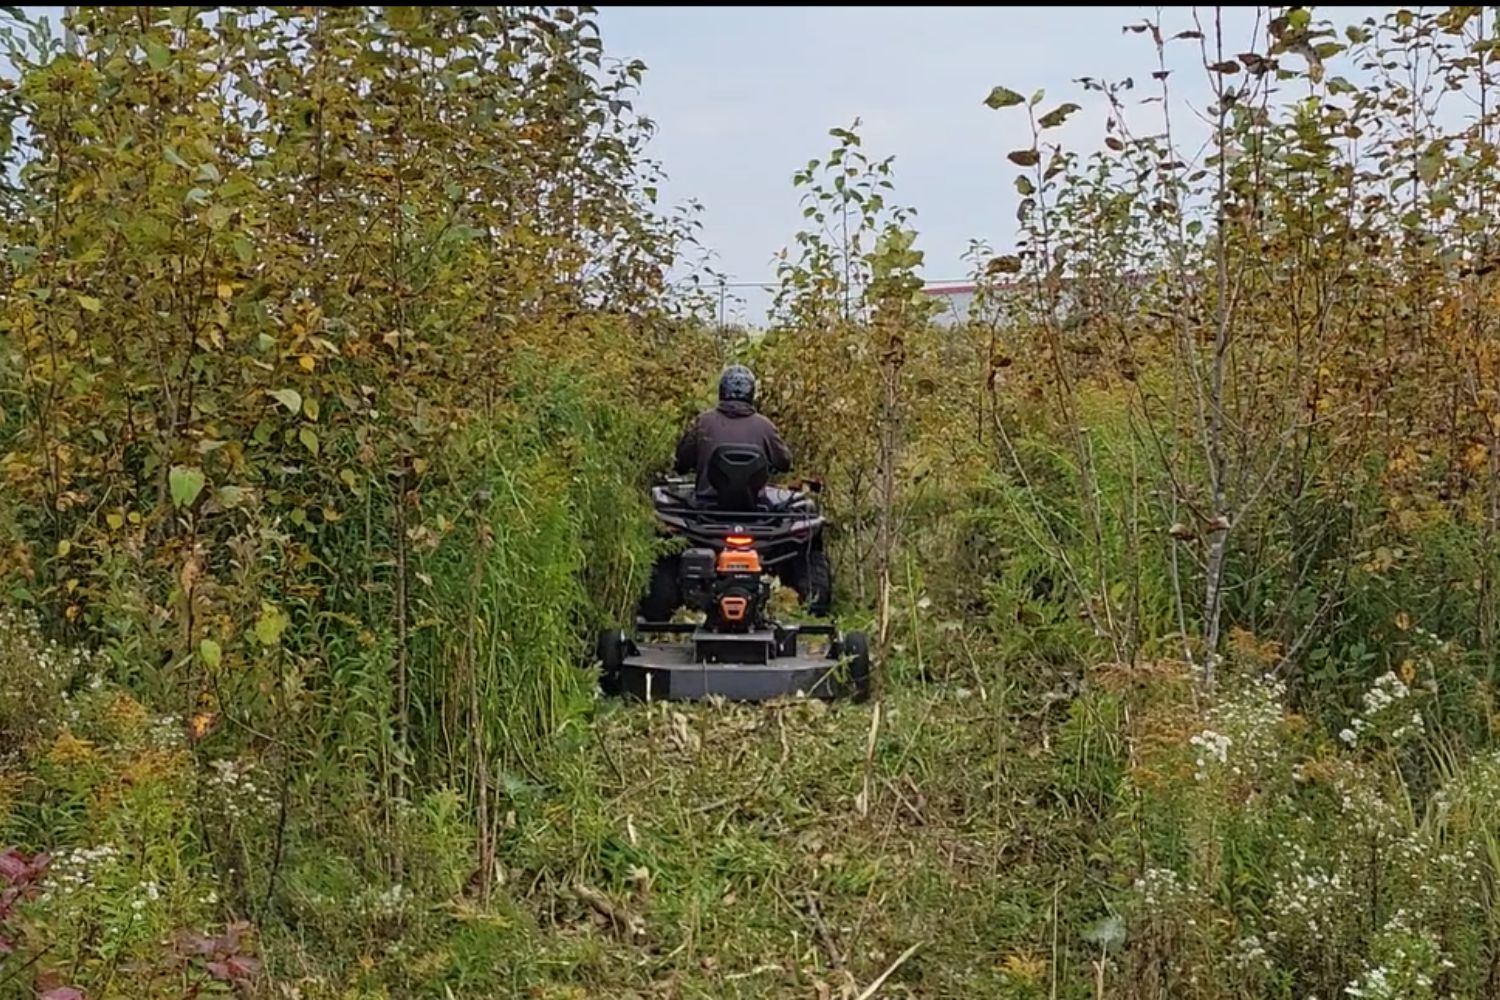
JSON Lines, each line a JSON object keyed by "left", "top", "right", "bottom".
{"left": 620, "top": 634, "right": 841, "bottom": 701}
{"left": 604, "top": 623, "right": 866, "bottom": 703}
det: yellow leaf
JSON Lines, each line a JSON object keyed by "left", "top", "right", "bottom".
{"left": 216, "top": 281, "right": 234, "bottom": 301}
{"left": 298, "top": 355, "right": 316, "bottom": 372}
{"left": 56, "top": 539, "right": 71, "bottom": 557}
{"left": 189, "top": 712, "right": 217, "bottom": 741}
{"left": 1395, "top": 611, "right": 1411, "bottom": 631}
{"left": 106, "top": 512, "right": 124, "bottom": 531}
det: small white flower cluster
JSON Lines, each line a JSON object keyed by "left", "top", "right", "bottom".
{"left": 353, "top": 882, "right": 409, "bottom": 917}
{"left": 1400, "top": 837, "right": 1486, "bottom": 918}
{"left": 1191, "top": 674, "right": 1288, "bottom": 783}
{"left": 130, "top": 879, "right": 162, "bottom": 913}
{"left": 1133, "top": 866, "right": 1189, "bottom": 909}
{"left": 1343, "top": 916, "right": 1450, "bottom": 1000}
{"left": 205, "top": 758, "right": 277, "bottom": 821}
{"left": 1345, "top": 965, "right": 1405, "bottom": 999}
{"left": 40, "top": 843, "right": 121, "bottom": 900}
{"left": 148, "top": 714, "right": 186, "bottom": 749}
{"left": 1189, "top": 729, "right": 1232, "bottom": 781}
{"left": 1268, "top": 842, "right": 1354, "bottom": 942}
{"left": 1341, "top": 672, "right": 1423, "bottom": 748}
{"left": 0, "top": 607, "right": 104, "bottom": 728}
{"left": 1335, "top": 779, "right": 1404, "bottom": 840}
{"left": 0, "top": 607, "right": 93, "bottom": 685}
{"left": 1229, "top": 933, "right": 1271, "bottom": 972}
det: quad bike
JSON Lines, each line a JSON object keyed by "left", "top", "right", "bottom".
{"left": 595, "top": 444, "right": 871, "bottom": 702}
{"left": 639, "top": 456, "right": 832, "bottom": 620}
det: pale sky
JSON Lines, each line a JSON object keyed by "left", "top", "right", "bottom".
{"left": 15, "top": 6, "right": 1409, "bottom": 321}
{"left": 595, "top": 5, "right": 1281, "bottom": 318}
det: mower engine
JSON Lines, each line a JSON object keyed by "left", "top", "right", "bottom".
{"left": 680, "top": 534, "right": 769, "bottom": 632}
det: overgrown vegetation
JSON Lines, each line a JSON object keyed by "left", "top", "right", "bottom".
{"left": 8, "top": 5, "right": 1500, "bottom": 999}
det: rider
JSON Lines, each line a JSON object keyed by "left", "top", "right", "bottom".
{"left": 675, "top": 364, "right": 792, "bottom": 502}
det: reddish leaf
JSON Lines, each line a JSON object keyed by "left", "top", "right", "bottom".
{"left": 40, "top": 989, "right": 85, "bottom": 1000}
{"left": 177, "top": 930, "right": 218, "bottom": 956}
{"left": 0, "top": 934, "right": 13, "bottom": 954}
{"left": 0, "top": 850, "right": 27, "bottom": 882}
{"left": 205, "top": 961, "right": 231, "bottom": 981}
{"left": 222, "top": 921, "right": 248, "bottom": 952}
{"left": 226, "top": 955, "right": 261, "bottom": 979}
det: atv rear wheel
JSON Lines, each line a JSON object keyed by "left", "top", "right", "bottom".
{"left": 596, "top": 629, "right": 628, "bottom": 695}
{"left": 787, "top": 547, "right": 832, "bottom": 617}
{"left": 638, "top": 554, "right": 680, "bottom": 622}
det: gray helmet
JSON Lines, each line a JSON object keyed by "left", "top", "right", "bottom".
{"left": 718, "top": 364, "right": 756, "bottom": 404}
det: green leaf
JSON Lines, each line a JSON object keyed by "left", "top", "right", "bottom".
{"left": 254, "top": 603, "right": 289, "bottom": 646}
{"left": 1008, "top": 149, "right": 1041, "bottom": 167}
{"left": 299, "top": 426, "right": 320, "bottom": 456}
{"left": 983, "top": 86, "right": 1025, "bottom": 109}
{"left": 1417, "top": 148, "right": 1444, "bottom": 186}
{"left": 216, "top": 485, "right": 248, "bottom": 509}
{"left": 199, "top": 638, "right": 222, "bottom": 669}
{"left": 146, "top": 40, "right": 172, "bottom": 70}
{"left": 185, "top": 187, "right": 210, "bottom": 208}
{"left": 169, "top": 466, "right": 206, "bottom": 508}
{"left": 163, "top": 146, "right": 190, "bottom": 169}
{"left": 1038, "top": 102, "right": 1081, "bottom": 129}
{"left": 1015, "top": 175, "right": 1036, "bottom": 196}
{"left": 76, "top": 293, "right": 102, "bottom": 313}
{"left": 268, "top": 388, "right": 302, "bottom": 415}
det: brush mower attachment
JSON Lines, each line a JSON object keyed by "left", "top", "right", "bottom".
{"left": 596, "top": 621, "right": 870, "bottom": 703}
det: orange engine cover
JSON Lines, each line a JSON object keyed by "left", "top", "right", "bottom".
{"left": 716, "top": 548, "right": 762, "bottom": 574}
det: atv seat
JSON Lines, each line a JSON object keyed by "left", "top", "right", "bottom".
{"left": 705, "top": 444, "right": 770, "bottom": 512}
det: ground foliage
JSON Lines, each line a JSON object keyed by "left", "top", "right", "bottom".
{"left": 8, "top": 5, "right": 1500, "bottom": 999}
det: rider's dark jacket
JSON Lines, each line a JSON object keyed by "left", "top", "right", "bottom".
{"left": 674, "top": 399, "right": 793, "bottom": 499}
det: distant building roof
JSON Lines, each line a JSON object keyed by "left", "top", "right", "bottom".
{"left": 923, "top": 283, "right": 977, "bottom": 297}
